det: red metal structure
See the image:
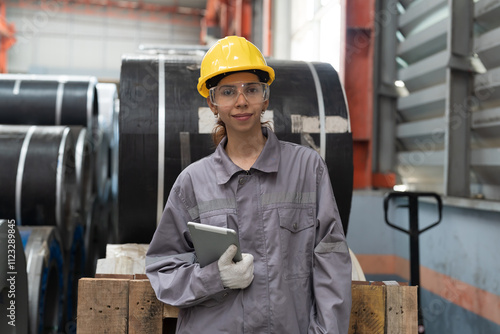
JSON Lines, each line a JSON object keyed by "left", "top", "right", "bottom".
{"left": 203, "top": 0, "right": 253, "bottom": 44}
{"left": 0, "top": 2, "right": 16, "bottom": 73}
{"left": 340, "top": 0, "right": 395, "bottom": 189}
{"left": 201, "top": 0, "right": 272, "bottom": 56}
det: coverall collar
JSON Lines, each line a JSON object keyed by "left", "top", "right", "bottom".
{"left": 214, "top": 127, "right": 281, "bottom": 185}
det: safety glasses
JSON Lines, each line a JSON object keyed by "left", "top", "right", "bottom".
{"left": 209, "top": 82, "right": 270, "bottom": 107}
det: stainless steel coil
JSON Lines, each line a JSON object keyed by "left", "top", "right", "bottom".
{"left": 0, "top": 125, "right": 77, "bottom": 251}
{"left": 0, "top": 74, "right": 98, "bottom": 131}
{"left": 18, "top": 226, "right": 65, "bottom": 334}
{"left": 71, "top": 126, "right": 94, "bottom": 216}
{"left": 83, "top": 195, "right": 108, "bottom": 276}
{"left": 95, "top": 83, "right": 119, "bottom": 242}
{"left": 64, "top": 222, "right": 85, "bottom": 325}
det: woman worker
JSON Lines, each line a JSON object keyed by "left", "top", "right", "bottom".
{"left": 146, "top": 35, "right": 352, "bottom": 333}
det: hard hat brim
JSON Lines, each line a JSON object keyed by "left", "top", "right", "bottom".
{"left": 197, "top": 64, "right": 275, "bottom": 98}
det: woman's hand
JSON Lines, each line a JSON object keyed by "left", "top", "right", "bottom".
{"left": 218, "top": 245, "right": 254, "bottom": 289}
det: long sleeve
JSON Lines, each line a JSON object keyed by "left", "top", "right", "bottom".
{"left": 308, "top": 161, "right": 352, "bottom": 334}
{"left": 145, "top": 181, "right": 227, "bottom": 308}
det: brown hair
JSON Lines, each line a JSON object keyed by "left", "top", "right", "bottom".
{"left": 212, "top": 119, "right": 227, "bottom": 147}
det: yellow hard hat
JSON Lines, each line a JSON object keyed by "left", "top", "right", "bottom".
{"left": 197, "top": 36, "right": 275, "bottom": 98}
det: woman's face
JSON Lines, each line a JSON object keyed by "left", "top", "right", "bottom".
{"left": 208, "top": 72, "right": 269, "bottom": 138}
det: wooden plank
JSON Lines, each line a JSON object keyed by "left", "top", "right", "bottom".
{"left": 75, "top": 278, "right": 417, "bottom": 334}
{"left": 95, "top": 273, "right": 135, "bottom": 279}
{"left": 386, "top": 285, "right": 418, "bottom": 334}
{"left": 352, "top": 280, "right": 371, "bottom": 285}
{"left": 128, "top": 280, "right": 163, "bottom": 334}
{"left": 348, "top": 284, "right": 386, "bottom": 334}
{"left": 77, "top": 278, "right": 129, "bottom": 334}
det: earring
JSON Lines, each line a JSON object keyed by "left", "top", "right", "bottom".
{"left": 214, "top": 113, "right": 218, "bottom": 118}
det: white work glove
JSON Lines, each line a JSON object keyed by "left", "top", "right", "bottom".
{"left": 218, "top": 245, "right": 254, "bottom": 289}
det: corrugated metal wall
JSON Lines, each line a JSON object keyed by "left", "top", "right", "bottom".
{"left": 471, "top": 0, "right": 500, "bottom": 201}
{"left": 375, "top": 0, "right": 500, "bottom": 201}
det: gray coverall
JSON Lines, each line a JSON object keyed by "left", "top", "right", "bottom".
{"left": 146, "top": 127, "right": 352, "bottom": 333}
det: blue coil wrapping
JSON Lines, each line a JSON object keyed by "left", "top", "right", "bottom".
{"left": 38, "top": 235, "right": 64, "bottom": 334}
{"left": 20, "top": 229, "right": 31, "bottom": 249}
{"left": 66, "top": 224, "right": 86, "bottom": 323}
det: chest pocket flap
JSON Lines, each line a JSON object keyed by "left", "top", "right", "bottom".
{"left": 278, "top": 207, "right": 314, "bottom": 232}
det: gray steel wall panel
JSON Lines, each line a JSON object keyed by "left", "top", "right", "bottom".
{"left": 474, "top": 26, "right": 500, "bottom": 70}
{"left": 474, "top": 0, "right": 500, "bottom": 31}
{"left": 398, "top": 50, "right": 447, "bottom": 91}
{"left": 379, "top": 0, "right": 500, "bottom": 200}
{"left": 397, "top": 18, "right": 448, "bottom": 63}
{"left": 398, "top": 0, "right": 446, "bottom": 36}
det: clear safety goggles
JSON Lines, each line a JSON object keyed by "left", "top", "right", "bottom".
{"left": 209, "top": 82, "right": 270, "bottom": 107}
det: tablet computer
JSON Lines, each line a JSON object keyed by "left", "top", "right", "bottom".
{"left": 187, "top": 222, "right": 243, "bottom": 267}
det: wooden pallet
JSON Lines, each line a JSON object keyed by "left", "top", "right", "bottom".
{"left": 77, "top": 278, "right": 417, "bottom": 334}
{"left": 349, "top": 281, "right": 418, "bottom": 334}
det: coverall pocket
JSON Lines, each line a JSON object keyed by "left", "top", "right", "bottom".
{"left": 278, "top": 207, "right": 314, "bottom": 280}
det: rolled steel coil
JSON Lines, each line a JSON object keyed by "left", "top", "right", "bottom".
{"left": 0, "top": 219, "right": 29, "bottom": 334}
{"left": 0, "top": 74, "right": 98, "bottom": 131}
{"left": 18, "top": 226, "right": 65, "bottom": 334}
{"left": 118, "top": 53, "right": 353, "bottom": 243}
{"left": 95, "top": 83, "right": 120, "bottom": 241}
{"left": 71, "top": 126, "right": 94, "bottom": 215}
{"left": 84, "top": 195, "right": 109, "bottom": 276}
{"left": 90, "top": 128, "right": 110, "bottom": 205}
{"left": 0, "top": 125, "right": 77, "bottom": 250}
{"left": 64, "top": 222, "right": 86, "bottom": 324}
